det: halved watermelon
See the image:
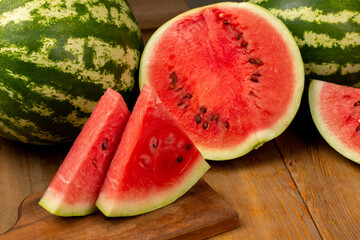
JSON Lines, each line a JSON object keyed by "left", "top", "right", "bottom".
{"left": 309, "top": 80, "right": 360, "bottom": 164}
{"left": 139, "top": 2, "right": 304, "bottom": 160}
{"left": 39, "top": 88, "right": 130, "bottom": 216}
{"left": 96, "top": 85, "right": 210, "bottom": 217}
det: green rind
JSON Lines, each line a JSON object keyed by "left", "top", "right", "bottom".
{"left": 309, "top": 80, "right": 360, "bottom": 164}
{"left": 139, "top": 2, "right": 304, "bottom": 161}
{"left": 0, "top": 0, "right": 143, "bottom": 144}
{"left": 246, "top": 0, "right": 360, "bottom": 86}
{"left": 96, "top": 156, "right": 210, "bottom": 217}
{"left": 38, "top": 190, "right": 97, "bottom": 216}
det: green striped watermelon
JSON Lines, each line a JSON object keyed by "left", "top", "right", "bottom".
{"left": 246, "top": 0, "right": 360, "bottom": 86}
{"left": 0, "top": 0, "right": 143, "bottom": 145}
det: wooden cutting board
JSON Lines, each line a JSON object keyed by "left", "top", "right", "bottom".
{"left": 0, "top": 179, "right": 239, "bottom": 240}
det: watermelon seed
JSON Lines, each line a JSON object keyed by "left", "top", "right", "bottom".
{"left": 176, "top": 87, "right": 183, "bottom": 92}
{"left": 249, "top": 58, "right": 263, "bottom": 65}
{"left": 253, "top": 72, "right": 261, "bottom": 77}
{"left": 178, "top": 100, "right": 184, "bottom": 106}
{"left": 224, "top": 121, "right": 230, "bottom": 129}
{"left": 196, "top": 114, "right": 201, "bottom": 124}
{"left": 223, "top": 19, "right": 229, "bottom": 25}
{"left": 211, "top": 113, "right": 219, "bottom": 122}
{"left": 177, "top": 156, "right": 183, "bottom": 163}
{"left": 241, "top": 42, "right": 248, "bottom": 47}
{"left": 236, "top": 33, "right": 243, "bottom": 40}
{"left": 250, "top": 77, "right": 259, "bottom": 83}
{"left": 169, "top": 83, "right": 175, "bottom": 90}
{"left": 200, "top": 106, "right": 207, "bottom": 113}
{"left": 152, "top": 143, "right": 157, "bottom": 149}
{"left": 357, "top": 126, "right": 360, "bottom": 132}
{"left": 184, "top": 105, "right": 188, "bottom": 109}
{"left": 102, "top": 138, "right": 108, "bottom": 151}
{"left": 354, "top": 101, "right": 360, "bottom": 106}
{"left": 186, "top": 144, "right": 192, "bottom": 151}
{"left": 184, "top": 93, "right": 192, "bottom": 99}
{"left": 203, "top": 121, "right": 209, "bottom": 130}
{"left": 170, "top": 72, "right": 177, "bottom": 82}
{"left": 249, "top": 91, "right": 256, "bottom": 96}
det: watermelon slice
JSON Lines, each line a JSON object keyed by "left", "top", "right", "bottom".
{"left": 96, "top": 85, "right": 210, "bottom": 217}
{"left": 139, "top": 2, "right": 304, "bottom": 160}
{"left": 39, "top": 88, "right": 130, "bottom": 216}
{"left": 309, "top": 80, "right": 360, "bottom": 164}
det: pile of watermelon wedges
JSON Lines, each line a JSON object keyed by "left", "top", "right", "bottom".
{"left": 0, "top": 0, "right": 357, "bottom": 216}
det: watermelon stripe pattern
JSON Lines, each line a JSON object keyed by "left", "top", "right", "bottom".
{"left": 247, "top": 0, "right": 360, "bottom": 86}
{"left": 0, "top": 0, "right": 143, "bottom": 144}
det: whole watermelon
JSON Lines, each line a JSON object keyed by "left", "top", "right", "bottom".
{"left": 246, "top": 0, "right": 360, "bottom": 86}
{"left": 0, "top": 0, "right": 143, "bottom": 144}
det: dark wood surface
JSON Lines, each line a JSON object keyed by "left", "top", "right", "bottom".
{"left": 1, "top": 1, "right": 359, "bottom": 239}
{"left": 0, "top": 180, "right": 239, "bottom": 240}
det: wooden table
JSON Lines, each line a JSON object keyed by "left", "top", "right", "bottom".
{"left": 1, "top": 1, "right": 359, "bottom": 239}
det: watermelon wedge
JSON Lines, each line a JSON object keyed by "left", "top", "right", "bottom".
{"left": 96, "top": 85, "right": 210, "bottom": 217}
{"left": 39, "top": 88, "right": 130, "bottom": 216}
{"left": 139, "top": 2, "right": 304, "bottom": 160}
{"left": 309, "top": 80, "right": 360, "bottom": 164}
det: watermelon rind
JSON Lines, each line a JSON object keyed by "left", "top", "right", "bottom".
{"left": 246, "top": 0, "right": 360, "bottom": 86}
{"left": 139, "top": 2, "right": 304, "bottom": 160}
{"left": 96, "top": 155, "right": 209, "bottom": 217}
{"left": 309, "top": 80, "right": 360, "bottom": 164}
{"left": 0, "top": 0, "right": 143, "bottom": 145}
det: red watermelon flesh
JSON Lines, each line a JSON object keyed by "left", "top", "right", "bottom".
{"left": 39, "top": 88, "right": 130, "bottom": 216}
{"left": 309, "top": 80, "right": 360, "bottom": 164}
{"left": 96, "top": 85, "right": 210, "bottom": 217}
{"left": 139, "top": 2, "right": 304, "bottom": 160}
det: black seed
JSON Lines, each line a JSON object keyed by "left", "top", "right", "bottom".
{"left": 176, "top": 87, "right": 183, "bottom": 92}
{"left": 354, "top": 101, "right": 360, "bottom": 106}
{"left": 186, "top": 144, "right": 192, "bottom": 151}
{"left": 177, "top": 100, "right": 184, "bottom": 106}
{"left": 169, "top": 83, "right": 175, "bottom": 90}
{"left": 224, "top": 121, "right": 230, "bottom": 129}
{"left": 250, "top": 77, "right": 259, "bottom": 83}
{"left": 184, "top": 105, "right": 188, "bottom": 109}
{"left": 184, "top": 93, "right": 192, "bottom": 99}
{"left": 102, "top": 138, "right": 108, "bottom": 150}
{"left": 249, "top": 58, "right": 263, "bottom": 65}
{"left": 152, "top": 143, "right": 157, "bottom": 148}
{"left": 236, "top": 33, "right": 243, "bottom": 40}
{"left": 203, "top": 121, "right": 209, "bottom": 129}
{"left": 200, "top": 106, "right": 207, "bottom": 113}
{"left": 211, "top": 113, "right": 219, "bottom": 122}
{"left": 357, "top": 126, "right": 360, "bottom": 132}
{"left": 196, "top": 114, "right": 201, "bottom": 124}
{"left": 241, "top": 42, "right": 248, "bottom": 47}
{"left": 170, "top": 72, "right": 177, "bottom": 80}
{"left": 223, "top": 19, "right": 229, "bottom": 25}
{"left": 253, "top": 72, "right": 261, "bottom": 77}
{"left": 177, "top": 156, "right": 183, "bottom": 163}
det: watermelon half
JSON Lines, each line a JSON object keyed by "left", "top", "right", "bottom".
{"left": 309, "top": 80, "right": 360, "bottom": 164}
{"left": 39, "top": 88, "right": 130, "bottom": 216}
{"left": 139, "top": 2, "right": 304, "bottom": 160}
{"left": 96, "top": 85, "right": 210, "bottom": 217}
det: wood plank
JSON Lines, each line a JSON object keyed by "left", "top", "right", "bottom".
{"left": 128, "top": 0, "right": 190, "bottom": 30}
{"left": 203, "top": 141, "right": 322, "bottom": 240}
{"left": 276, "top": 94, "right": 360, "bottom": 240}
{"left": 0, "top": 138, "right": 67, "bottom": 234}
{"left": 0, "top": 180, "right": 238, "bottom": 240}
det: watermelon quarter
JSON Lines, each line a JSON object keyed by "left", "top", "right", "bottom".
{"left": 309, "top": 80, "right": 360, "bottom": 164}
{"left": 96, "top": 85, "right": 210, "bottom": 217}
{"left": 39, "top": 88, "right": 130, "bottom": 216}
{"left": 0, "top": 0, "right": 143, "bottom": 144}
{"left": 247, "top": 0, "right": 360, "bottom": 86}
{"left": 139, "top": 2, "right": 304, "bottom": 160}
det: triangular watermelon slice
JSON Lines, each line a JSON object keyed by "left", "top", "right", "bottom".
{"left": 96, "top": 85, "right": 210, "bottom": 217}
{"left": 39, "top": 88, "right": 130, "bottom": 216}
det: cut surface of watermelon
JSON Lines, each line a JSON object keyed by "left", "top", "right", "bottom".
{"left": 39, "top": 88, "right": 130, "bottom": 216}
{"left": 309, "top": 80, "right": 360, "bottom": 164}
{"left": 96, "top": 85, "right": 210, "bottom": 217}
{"left": 139, "top": 2, "right": 304, "bottom": 160}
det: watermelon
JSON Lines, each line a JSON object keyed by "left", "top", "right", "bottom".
{"left": 96, "top": 85, "right": 210, "bottom": 217}
{"left": 39, "top": 88, "right": 130, "bottom": 216}
{"left": 246, "top": 0, "right": 360, "bottom": 86}
{"left": 139, "top": 2, "right": 304, "bottom": 160}
{"left": 0, "top": 0, "right": 143, "bottom": 145}
{"left": 309, "top": 80, "right": 360, "bottom": 164}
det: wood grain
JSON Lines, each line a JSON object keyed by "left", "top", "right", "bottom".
{"left": 276, "top": 94, "right": 360, "bottom": 240}
{"left": 0, "top": 180, "right": 238, "bottom": 240}
{"left": 204, "top": 141, "right": 321, "bottom": 240}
